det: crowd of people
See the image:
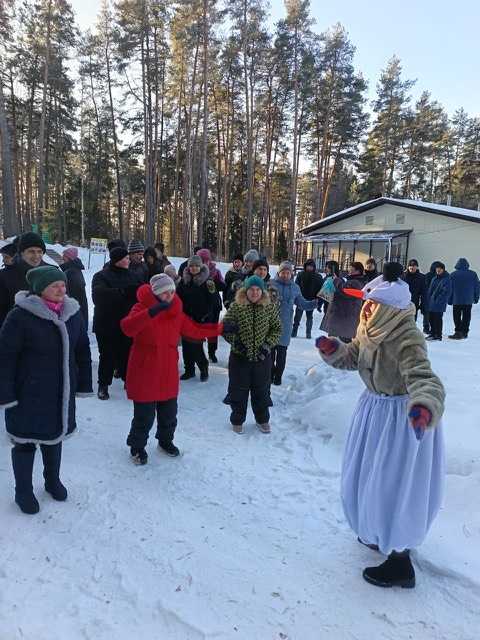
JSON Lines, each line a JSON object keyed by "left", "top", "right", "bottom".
{"left": 0, "top": 231, "right": 478, "bottom": 589}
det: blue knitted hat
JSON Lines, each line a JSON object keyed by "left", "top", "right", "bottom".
{"left": 243, "top": 275, "right": 266, "bottom": 291}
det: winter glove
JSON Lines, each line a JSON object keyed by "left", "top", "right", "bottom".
{"left": 148, "top": 301, "right": 171, "bottom": 318}
{"left": 257, "top": 344, "right": 272, "bottom": 361}
{"left": 316, "top": 336, "right": 339, "bottom": 356}
{"left": 408, "top": 405, "right": 432, "bottom": 441}
{"left": 206, "top": 279, "right": 216, "bottom": 294}
{"left": 222, "top": 321, "right": 239, "bottom": 335}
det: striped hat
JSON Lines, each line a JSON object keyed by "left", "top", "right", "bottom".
{"left": 128, "top": 239, "right": 145, "bottom": 253}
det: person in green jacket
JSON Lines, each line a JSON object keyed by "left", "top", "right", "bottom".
{"left": 222, "top": 276, "right": 281, "bottom": 435}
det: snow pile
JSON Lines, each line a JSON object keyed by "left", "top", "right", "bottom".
{"left": 0, "top": 249, "right": 479, "bottom": 639}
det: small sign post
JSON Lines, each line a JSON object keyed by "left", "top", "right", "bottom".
{"left": 88, "top": 237, "right": 108, "bottom": 268}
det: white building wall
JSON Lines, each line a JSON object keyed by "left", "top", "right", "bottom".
{"left": 311, "top": 203, "right": 480, "bottom": 273}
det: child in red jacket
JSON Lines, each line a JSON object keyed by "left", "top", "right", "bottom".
{"left": 121, "top": 274, "right": 225, "bottom": 464}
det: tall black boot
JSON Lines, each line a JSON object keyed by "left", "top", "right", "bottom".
{"left": 200, "top": 365, "right": 209, "bottom": 382}
{"left": 208, "top": 342, "right": 218, "bottom": 364}
{"left": 12, "top": 446, "right": 39, "bottom": 514}
{"left": 363, "top": 550, "right": 415, "bottom": 588}
{"left": 41, "top": 443, "right": 67, "bottom": 501}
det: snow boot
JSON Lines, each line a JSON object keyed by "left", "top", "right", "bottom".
{"left": 357, "top": 536, "right": 380, "bottom": 552}
{"left": 200, "top": 367, "right": 209, "bottom": 382}
{"left": 291, "top": 326, "right": 298, "bottom": 338}
{"left": 448, "top": 332, "right": 464, "bottom": 340}
{"left": 231, "top": 423, "right": 244, "bottom": 434}
{"left": 130, "top": 447, "right": 148, "bottom": 465}
{"left": 12, "top": 446, "right": 40, "bottom": 514}
{"left": 159, "top": 442, "right": 180, "bottom": 457}
{"left": 208, "top": 344, "right": 218, "bottom": 364}
{"left": 41, "top": 443, "right": 67, "bottom": 501}
{"left": 363, "top": 550, "right": 415, "bottom": 589}
{"left": 306, "top": 331, "right": 312, "bottom": 340}
{"left": 256, "top": 422, "right": 271, "bottom": 434}
{"left": 180, "top": 370, "right": 195, "bottom": 381}
{"left": 97, "top": 385, "right": 109, "bottom": 400}
{"left": 272, "top": 376, "right": 282, "bottom": 386}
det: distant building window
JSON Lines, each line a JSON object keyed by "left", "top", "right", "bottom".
{"left": 365, "top": 215, "right": 374, "bottom": 225}
{"left": 396, "top": 213, "right": 406, "bottom": 224}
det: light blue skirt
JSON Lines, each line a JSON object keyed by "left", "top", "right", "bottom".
{"left": 341, "top": 390, "right": 445, "bottom": 555}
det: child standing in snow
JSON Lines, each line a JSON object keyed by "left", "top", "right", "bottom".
{"left": 222, "top": 276, "right": 281, "bottom": 434}
{"left": 317, "top": 263, "right": 445, "bottom": 589}
{"left": 120, "top": 274, "right": 225, "bottom": 464}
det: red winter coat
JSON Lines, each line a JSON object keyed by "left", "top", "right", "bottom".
{"left": 121, "top": 285, "right": 223, "bottom": 402}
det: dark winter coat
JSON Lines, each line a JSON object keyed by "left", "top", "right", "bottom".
{"left": 427, "top": 271, "right": 452, "bottom": 313}
{"left": 92, "top": 264, "right": 142, "bottom": 334}
{"left": 448, "top": 258, "right": 480, "bottom": 306}
{"left": 295, "top": 261, "right": 324, "bottom": 300}
{"left": 402, "top": 270, "right": 427, "bottom": 311}
{"left": 0, "top": 293, "right": 92, "bottom": 444}
{"left": 364, "top": 268, "right": 379, "bottom": 283}
{"left": 425, "top": 262, "right": 443, "bottom": 291}
{"left": 222, "top": 288, "right": 281, "bottom": 361}
{"left": 60, "top": 258, "right": 88, "bottom": 326}
{"left": 177, "top": 265, "right": 218, "bottom": 324}
{"left": 121, "top": 286, "right": 223, "bottom": 402}
{"left": 320, "top": 274, "right": 365, "bottom": 339}
{"left": 129, "top": 260, "right": 149, "bottom": 283}
{"left": 0, "top": 257, "right": 49, "bottom": 327}
{"left": 270, "top": 276, "right": 318, "bottom": 347}
{"left": 223, "top": 268, "right": 245, "bottom": 308}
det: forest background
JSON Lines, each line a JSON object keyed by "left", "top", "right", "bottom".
{"left": 0, "top": 0, "right": 479, "bottom": 259}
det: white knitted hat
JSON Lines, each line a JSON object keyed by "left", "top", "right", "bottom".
{"left": 150, "top": 274, "right": 175, "bottom": 297}
{"left": 362, "top": 275, "right": 412, "bottom": 309}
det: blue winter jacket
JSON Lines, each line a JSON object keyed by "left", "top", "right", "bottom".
{"left": 448, "top": 258, "right": 480, "bottom": 306}
{"left": 428, "top": 272, "right": 452, "bottom": 313}
{"left": 270, "top": 276, "right": 317, "bottom": 347}
{"left": 0, "top": 292, "right": 92, "bottom": 444}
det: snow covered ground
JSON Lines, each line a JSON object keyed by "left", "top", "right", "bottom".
{"left": 1, "top": 250, "right": 479, "bottom": 639}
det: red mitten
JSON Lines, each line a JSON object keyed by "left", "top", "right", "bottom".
{"left": 409, "top": 405, "right": 432, "bottom": 440}
{"left": 316, "top": 336, "right": 339, "bottom": 356}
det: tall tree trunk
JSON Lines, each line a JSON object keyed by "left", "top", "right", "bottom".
{"left": 0, "top": 80, "right": 18, "bottom": 235}
{"left": 37, "top": 0, "right": 53, "bottom": 228}
{"left": 198, "top": 0, "right": 209, "bottom": 246}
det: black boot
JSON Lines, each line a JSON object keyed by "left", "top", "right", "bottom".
{"left": 363, "top": 550, "right": 415, "bottom": 588}
{"left": 208, "top": 344, "right": 218, "bottom": 364}
{"left": 158, "top": 441, "right": 180, "bottom": 457}
{"left": 41, "top": 443, "right": 67, "bottom": 501}
{"left": 12, "top": 446, "right": 39, "bottom": 514}
{"left": 180, "top": 370, "right": 195, "bottom": 380}
{"left": 130, "top": 447, "right": 148, "bottom": 465}
{"left": 291, "top": 326, "right": 298, "bottom": 338}
{"left": 97, "top": 385, "right": 109, "bottom": 400}
{"left": 200, "top": 366, "right": 209, "bottom": 382}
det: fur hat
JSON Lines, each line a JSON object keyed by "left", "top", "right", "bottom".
{"left": 26, "top": 265, "right": 66, "bottom": 295}
{"left": 278, "top": 260, "right": 294, "bottom": 274}
{"left": 243, "top": 275, "right": 266, "bottom": 291}
{"left": 188, "top": 255, "right": 203, "bottom": 268}
{"left": 18, "top": 232, "right": 46, "bottom": 254}
{"left": 128, "top": 239, "right": 145, "bottom": 254}
{"left": 150, "top": 273, "right": 176, "bottom": 297}
{"left": 62, "top": 247, "right": 78, "bottom": 261}
{"left": 244, "top": 249, "right": 260, "bottom": 263}
{"left": 110, "top": 247, "right": 128, "bottom": 264}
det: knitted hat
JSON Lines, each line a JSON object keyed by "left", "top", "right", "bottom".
{"left": 128, "top": 239, "right": 145, "bottom": 253}
{"left": 197, "top": 248, "right": 212, "bottom": 264}
{"left": 150, "top": 273, "right": 176, "bottom": 297}
{"left": 18, "top": 232, "right": 46, "bottom": 254}
{"left": 164, "top": 264, "right": 177, "bottom": 279}
{"left": 243, "top": 275, "right": 266, "bottom": 291}
{"left": 26, "top": 265, "right": 66, "bottom": 295}
{"left": 62, "top": 247, "right": 78, "bottom": 261}
{"left": 107, "top": 239, "right": 127, "bottom": 251}
{"left": 0, "top": 242, "right": 17, "bottom": 257}
{"left": 188, "top": 255, "right": 203, "bottom": 268}
{"left": 244, "top": 249, "right": 260, "bottom": 263}
{"left": 278, "top": 260, "right": 294, "bottom": 274}
{"left": 253, "top": 258, "right": 269, "bottom": 272}
{"left": 110, "top": 247, "right": 129, "bottom": 264}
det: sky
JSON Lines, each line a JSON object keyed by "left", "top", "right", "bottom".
{"left": 70, "top": 0, "right": 479, "bottom": 116}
